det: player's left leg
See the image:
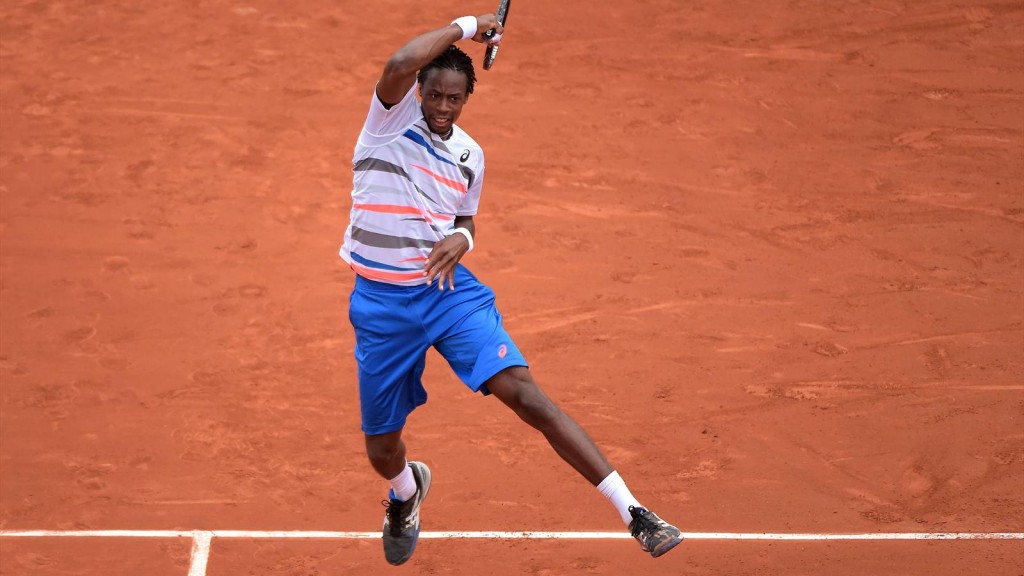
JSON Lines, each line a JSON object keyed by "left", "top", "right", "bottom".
{"left": 485, "top": 366, "right": 612, "bottom": 484}
{"left": 426, "top": 266, "right": 683, "bottom": 557}
{"left": 485, "top": 367, "right": 684, "bottom": 558}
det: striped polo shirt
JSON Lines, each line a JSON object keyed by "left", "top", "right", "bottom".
{"left": 339, "top": 83, "right": 485, "bottom": 286}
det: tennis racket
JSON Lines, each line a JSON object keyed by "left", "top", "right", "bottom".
{"left": 483, "top": 0, "right": 511, "bottom": 70}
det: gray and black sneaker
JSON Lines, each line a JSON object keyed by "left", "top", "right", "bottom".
{"left": 628, "top": 505, "right": 683, "bottom": 558}
{"left": 382, "top": 461, "right": 431, "bottom": 566}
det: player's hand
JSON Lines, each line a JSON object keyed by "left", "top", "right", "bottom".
{"left": 472, "top": 14, "right": 503, "bottom": 45}
{"left": 424, "top": 234, "right": 471, "bottom": 291}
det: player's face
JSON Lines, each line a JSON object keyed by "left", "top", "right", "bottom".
{"left": 419, "top": 68, "right": 469, "bottom": 136}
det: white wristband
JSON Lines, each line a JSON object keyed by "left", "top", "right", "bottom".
{"left": 451, "top": 227, "right": 474, "bottom": 252}
{"left": 451, "top": 16, "right": 477, "bottom": 41}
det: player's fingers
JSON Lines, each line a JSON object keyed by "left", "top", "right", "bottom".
{"left": 423, "top": 250, "right": 447, "bottom": 279}
{"left": 427, "top": 258, "right": 448, "bottom": 289}
{"left": 476, "top": 18, "right": 503, "bottom": 42}
{"left": 439, "top": 256, "right": 460, "bottom": 290}
{"left": 427, "top": 266, "right": 442, "bottom": 286}
{"left": 437, "top": 266, "right": 452, "bottom": 291}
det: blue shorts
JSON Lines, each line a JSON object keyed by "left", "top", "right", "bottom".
{"left": 348, "top": 264, "right": 528, "bottom": 435}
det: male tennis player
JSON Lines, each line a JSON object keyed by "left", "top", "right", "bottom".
{"left": 339, "top": 11, "right": 683, "bottom": 566}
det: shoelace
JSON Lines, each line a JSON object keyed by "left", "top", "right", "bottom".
{"left": 383, "top": 498, "right": 410, "bottom": 536}
{"left": 629, "top": 509, "right": 657, "bottom": 543}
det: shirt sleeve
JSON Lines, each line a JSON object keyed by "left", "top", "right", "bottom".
{"left": 358, "top": 83, "right": 420, "bottom": 147}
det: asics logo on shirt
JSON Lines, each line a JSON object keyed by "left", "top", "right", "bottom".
{"left": 460, "top": 149, "right": 471, "bottom": 162}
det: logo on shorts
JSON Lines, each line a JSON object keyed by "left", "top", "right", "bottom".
{"left": 460, "top": 149, "right": 471, "bottom": 162}
{"left": 498, "top": 344, "right": 508, "bottom": 359}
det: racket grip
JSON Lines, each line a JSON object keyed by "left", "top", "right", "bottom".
{"left": 484, "top": 45, "right": 499, "bottom": 70}
{"left": 483, "top": 0, "right": 510, "bottom": 69}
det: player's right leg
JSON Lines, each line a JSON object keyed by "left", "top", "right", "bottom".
{"left": 366, "top": 431, "right": 432, "bottom": 565}
{"left": 357, "top": 355, "right": 433, "bottom": 566}
{"left": 349, "top": 275, "right": 434, "bottom": 565}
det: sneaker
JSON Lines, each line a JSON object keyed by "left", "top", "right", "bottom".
{"left": 628, "top": 505, "right": 683, "bottom": 558}
{"left": 382, "top": 461, "right": 432, "bottom": 565}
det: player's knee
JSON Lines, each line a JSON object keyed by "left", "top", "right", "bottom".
{"left": 518, "top": 392, "right": 561, "bottom": 430}
{"left": 509, "top": 381, "right": 561, "bottom": 429}
{"left": 490, "top": 368, "right": 561, "bottom": 428}
{"left": 364, "top": 436, "right": 401, "bottom": 466}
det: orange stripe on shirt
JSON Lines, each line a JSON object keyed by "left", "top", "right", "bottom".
{"left": 353, "top": 203, "right": 455, "bottom": 221}
{"left": 410, "top": 164, "right": 467, "bottom": 193}
{"left": 351, "top": 261, "right": 425, "bottom": 283}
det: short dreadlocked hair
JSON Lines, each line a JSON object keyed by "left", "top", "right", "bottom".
{"left": 418, "top": 45, "right": 477, "bottom": 95}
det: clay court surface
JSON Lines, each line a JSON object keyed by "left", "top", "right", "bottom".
{"left": 2, "top": 0, "right": 1023, "bottom": 574}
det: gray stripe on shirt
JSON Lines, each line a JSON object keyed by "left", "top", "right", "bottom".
{"left": 354, "top": 157, "right": 442, "bottom": 210}
{"left": 350, "top": 226, "right": 436, "bottom": 250}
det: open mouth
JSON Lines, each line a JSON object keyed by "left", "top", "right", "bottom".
{"left": 431, "top": 117, "right": 452, "bottom": 132}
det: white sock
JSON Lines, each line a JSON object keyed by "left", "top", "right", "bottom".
{"left": 388, "top": 462, "right": 417, "bottom": 502}
{"left": 597, "top": 470, "right": 643, "bottom": 525}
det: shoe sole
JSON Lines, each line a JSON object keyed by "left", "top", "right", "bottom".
{"left": 650, "top": 534, "right": 683, "bottom": 558}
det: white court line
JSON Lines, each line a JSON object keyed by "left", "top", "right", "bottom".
{"left": 4, "top": 530, "right": 1022, "bottom": 576}
{"left": 1, "top": 529, "right": 1022, "bottom": 540}
{"left": 187, "top": 531, "right": 212, "bottom": 576}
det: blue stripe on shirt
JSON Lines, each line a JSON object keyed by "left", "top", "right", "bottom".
{"left": 350, "top": 251, "right": 421, "bottom": 272}
{"left": 402, "top": 129, "right": 456, "bottom": 166}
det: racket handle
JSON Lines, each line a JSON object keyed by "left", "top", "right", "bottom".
{"left": 484, "top": 45, "right": 500, "bottom": 70}
{"left": 483, "top": 0, "right": 510, "bottom": 70}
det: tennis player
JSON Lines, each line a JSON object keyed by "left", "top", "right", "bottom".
{"left": 339, "top": 11, "right": 683, "bottom": 565}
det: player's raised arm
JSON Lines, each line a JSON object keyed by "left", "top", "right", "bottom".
{"left": 376, "top": 14, "right": 504, "bottom": 107}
